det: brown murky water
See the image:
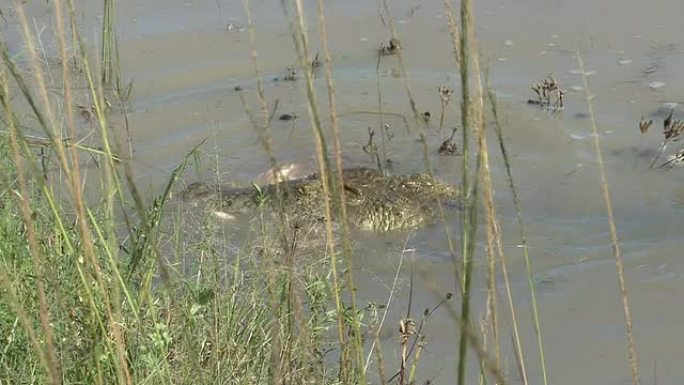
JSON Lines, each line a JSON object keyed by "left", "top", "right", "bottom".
{"left": 8, "top": 0, "right": 684, "bottom": 383}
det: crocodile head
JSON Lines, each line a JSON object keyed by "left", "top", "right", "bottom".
{"left": 181, "top": 168, "right": 459, "bottom": 232}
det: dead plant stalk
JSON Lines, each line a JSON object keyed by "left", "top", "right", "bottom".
{"left": 576, "top": 51, "right": 641, "bottom": 385}
{"left": 486, "top": 73, "right": 549, "bottom": 385}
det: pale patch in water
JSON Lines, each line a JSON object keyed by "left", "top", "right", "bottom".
{"left": 212, "top": 211, "right": 236, "bottom": 221}
{"left": 259, "top": 163, "right": 305, "bottom": 183}
{"left": 648, "top": 81, "right": 666, "bottom": 90}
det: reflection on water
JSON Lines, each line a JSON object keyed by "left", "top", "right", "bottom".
{"left": 9, "top": 0, "right": 684, "bottom": 383}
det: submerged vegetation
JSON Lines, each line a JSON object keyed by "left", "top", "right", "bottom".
{"left": 0, "top": 1, "right": 645, "bottom": 385}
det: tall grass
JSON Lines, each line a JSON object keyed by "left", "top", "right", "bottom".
{"left": 450, "top": 1, "right": 485, "bottom": 384}
{"left": 100, "top": 0, "right": 117, "bottom": 87}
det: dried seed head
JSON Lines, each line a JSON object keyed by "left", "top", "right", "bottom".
{"left": 283, "top": 66, "right": 297, "bottom": 81}
{"left": 438, "top": 127, "right": 459, "bottom": 155}
{"left": 438, "top": 86, "right": 453, "bottom": 104}
{"left": 399, "top": 318, "right": 416, "bottom": 335}
{"left": 389, "top": 37, "right": 401, "bottom": 51}
{"left": 664, "top": 110, "right": 674, "bottom": 131}
{"left": 530, "top": 75, "right": 564, "bottom": 110}
{"left": 383, "top": 122, "right": 394, "bottom": 140}
{"left": 381, "top": 37, "right": 401, "bottom": 55}
{"left": 438, "top": 138, "right": 457, "bottom": 155}
{"left": 666, "top": 123, "right": 684, "bottom": 141}
{"left": 532, "top": 82, "right": 542, "bottom": 95}
{"left": 310, "top": 52, "right": 321, "bottom": 69}
{"left": 639, "top": 116, "right": 653, "bottom": 134}
{"left": 279, "top": 113, "right": 297, "bottom": 121}
{"left": 663, "top": 111, "right": 684, "bottom": 141}
{"left": 363, "top": 126, "right": 378, "bottom": 154}
{"left": 543, "top": 75, "right": 558, "bottom": 91}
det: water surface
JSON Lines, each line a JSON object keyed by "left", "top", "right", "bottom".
{"left": 8, "top": 1, "right": 684, "bottom": 383}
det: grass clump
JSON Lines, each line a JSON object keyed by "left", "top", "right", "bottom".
{"left": 0, "top": 125, "right": 349, "bottom": 383}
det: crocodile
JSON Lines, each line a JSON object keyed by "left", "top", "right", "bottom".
{"left": 181, "top": 167, "right": 459, "bottom": 232}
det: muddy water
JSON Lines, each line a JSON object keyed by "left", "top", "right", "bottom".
{"left": 9, "top": 0, "right": 684, "bottom": 383}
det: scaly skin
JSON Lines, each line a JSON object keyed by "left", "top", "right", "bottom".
{"left": 181, "top": 168, "right": 459, "bottom": 232}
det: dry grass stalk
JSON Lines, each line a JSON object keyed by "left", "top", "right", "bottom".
{"left": 439, "top": 0, "right": 466, "bottom": 294}
{"left": 364, "top": 245, "right": 413, "bottom": 379}
{"left": 379, "top": 0, "right": 422, "bottom": 125}
{"left": 315, "top": 0, "right": 367, "bottom": 380}
{"left": 476, "top": 62, "right": 531, "bottom": 385}
{"left": 452, "top": 0, "right": 526, "bottom": 383}
{"left": 242, "top": 2, "right": 306, "bottom": 382}
{"left": 443, "top": 0, "right": 481, "bottom": 383}
{"left": 398, "top": 317, "right": 416, "bottom": 385}
{"left": 386, "top": 289, "right": 453, "bottom": 385}
{"left": 407, "top": 333, "right": 425, "bottom": 384}
{"left": 481, "top": 152, "right": 501, "bottom": 375}
{"left": 657, "top": 148, "right": 684, "bottom": 169}
{"left": 419, "top": 270, "right": 508, "bottom": 385}
{"left": 287, "top": 0, "right": 368, "bottom": 382}
{"left": 486, "top": 72, "right": 550, "bottom": 385}
{"left": 577, "top": 51, "right": 641, "bottom": 385}
{"left": 446, "top": 0, "right": 530, "bottom": 382}
{"left": 372, "top": 33, "right": 399, "bottom": 175}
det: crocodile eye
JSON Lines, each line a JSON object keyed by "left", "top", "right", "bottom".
{"left": 343, "top": 184, "right": 362, "bottom": 197}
